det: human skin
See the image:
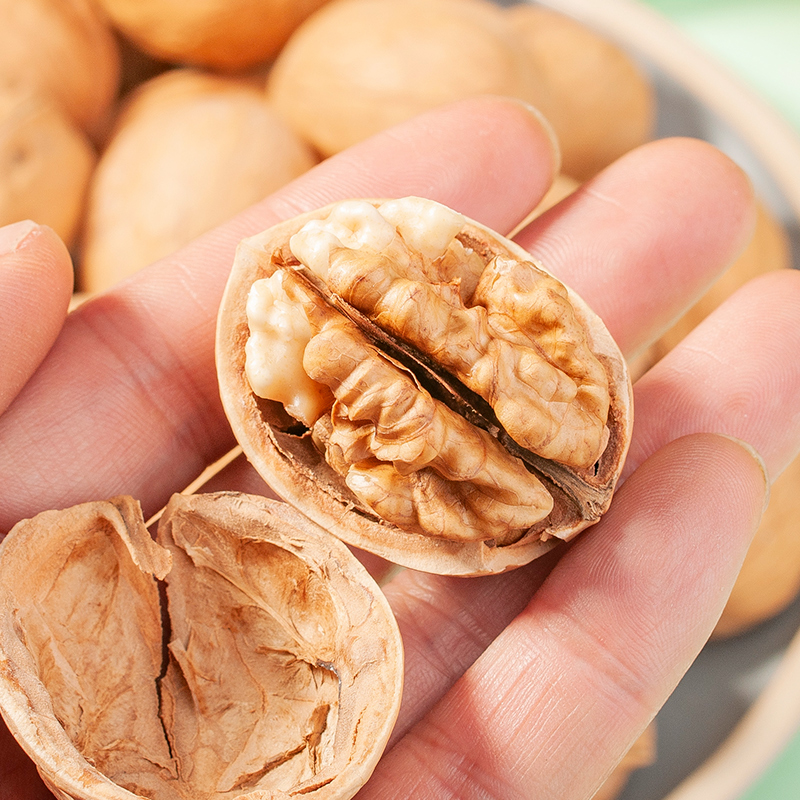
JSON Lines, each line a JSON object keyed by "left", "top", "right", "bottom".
{"left": 0, "top": 220, "right": 72, "bottom": 417}
{"left": 1, "top": 96, "right": 799, "bottom": 799}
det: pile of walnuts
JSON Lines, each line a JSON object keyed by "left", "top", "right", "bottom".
{"left": 1, "top": 2, "right": 797, "bottom": 800}
{"left": 1, "top": 0, "right": 656, "bottom": 292}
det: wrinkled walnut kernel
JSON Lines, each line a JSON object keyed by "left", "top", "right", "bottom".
{"left": 304, "top": 309, "right": 555, "bottom": 543}
{"left": 217, "top": 197, "right": 632, "bottom": 575}
{"left": 0, "top": 493, "right": 402, "bottom": 800}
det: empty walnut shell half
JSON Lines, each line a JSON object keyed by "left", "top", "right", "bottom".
{"left": 0, "top": 492, "right": 402, "bottom": 800}
{"left": 217, "top": 197, "right": 633, "bottom": 575}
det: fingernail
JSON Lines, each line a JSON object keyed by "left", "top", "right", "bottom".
{"left": 503, "top": 96, "right": 563, "bottom": 177}
{"left": 715, "top": 433, "right": 771, "bottom": 513}
{"left": 0, "top": 220, "right": 40, "bottom": 255}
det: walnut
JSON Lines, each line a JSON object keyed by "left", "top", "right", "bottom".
{"left": 0, "top": 88, "right": 95, "bottom": 248}
{"left": 507, "top": 4, "right": 655, "bottom": 181}
{"left": 79, "top": 69, "right": 317, "bottom": 292}
{"left": 217, "top": 197, "right": 632, "bottom": 575}
{"left": 92, "top": 0, "right": 332, "bottom": 71}
{"left": 0, "top": 492, "right": 402, "bottom": 800}
{"left": 0, "top": 0, "right": 120, "bottom": 139}
{"left": 266, "top": 0, "right": 546, "bottom": 157}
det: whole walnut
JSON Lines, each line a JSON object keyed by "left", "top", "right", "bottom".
{"left": 0, "top": 88, "right": 95, "bottom": 247}
{"left": 267, "top": 0, "right": 547, "bottom": 157}
{"left": 94, "top": 0, "right": 333, "bottom": 71}
{"left": 80, "top": 69, "right": 317, "bottom": 291}
{"left": 0, "top": 0, "right": 120, "bottom": 139}
{"left": 507, "top": 4, "right": 655, "bottom": 180}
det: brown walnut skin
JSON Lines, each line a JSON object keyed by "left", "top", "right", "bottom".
{"left": 216, "top": 199, "right": 633, "bottom": 576}
{"left": 0, "top": 492, "right": 403, "bottom": 800}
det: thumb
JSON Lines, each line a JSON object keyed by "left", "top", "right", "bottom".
{"left": 0, "top": 220, "right": 73, "bottom": 415}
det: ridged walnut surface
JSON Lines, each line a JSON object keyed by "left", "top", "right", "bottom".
{"left": 216, "top": 197, "right": 632, "bottom": 575}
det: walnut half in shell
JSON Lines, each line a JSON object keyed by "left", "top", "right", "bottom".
{"left": 217, "top": 197, "right": 633, "bottom": 575}
{"left": 0, "top": 492, "right": 402, "bottom": 800}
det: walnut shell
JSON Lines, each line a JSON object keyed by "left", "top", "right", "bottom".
{"left": 94, "top": 0, "right": 332, "bottom": 71}
{"left": 0, "top": 492, "right": 402, "bottom": 800}
{"left": 216, "top": 197, "right": 633, "bottom": 575}
{"left": 0, "top": 88, "right": 95, "bottom": 247}
{"left": 0, "top": 0, "right": 120, "bottom": 139}
{"left": 80, "top": 69, "right": 317, "bottom": 292}
{"left": 267, "top": 0, "right": 546, "bottom": 157}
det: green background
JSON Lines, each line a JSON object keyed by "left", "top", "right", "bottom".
{"left": 642, "top": 0, "right": 800, "bottom": 131}
{"left": 638, "top": 3, "right": 800, "bottom": 796}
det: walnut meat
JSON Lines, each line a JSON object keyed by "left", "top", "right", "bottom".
{"left": 217, "top": 197, "right": 633, "bottom": 575}
{"left": 0, "top": 492, "right": 402, "bottom": 800}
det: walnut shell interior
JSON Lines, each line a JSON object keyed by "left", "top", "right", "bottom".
{"left": 216, "top": 197, "right": 633, "bottom": 575}
{"left": 0, "top": 492, "right": 402, "bottom": 800}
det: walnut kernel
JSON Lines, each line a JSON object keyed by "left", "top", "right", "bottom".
{"left": 217, "top": 197, "right": 633, "bottom": 575}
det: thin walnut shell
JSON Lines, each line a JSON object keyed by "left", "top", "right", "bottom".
{"left": 217, "top": 198, "right": 632, "bottom": 575}
{"left": 0, "top": 492, "right": 402, "bottom": 800}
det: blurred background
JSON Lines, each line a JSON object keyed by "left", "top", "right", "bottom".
{"left": 644, "top": 0, "right": 800, "bottom": 131}
{"left": 625, "top": 2, "right": 800, "bottom": 798}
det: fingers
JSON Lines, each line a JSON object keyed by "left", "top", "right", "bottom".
{"left": 514, "top": 136, "right": 756, "bottom": 356}
{"left": 627, "top": 269, "right": 800, "bottom": 481}
{"left": 381, "top": 550, "right": 561, "bottom": 744}
{"left": 361, "top": 434, "right": 768, "bottom": 800}
{"left": 0, "top": 221, "right": 73, "bottom": 416}
{"left": 371, "top": 268, "right": 800, "bottom": 754}
{"left": 0, "top": 125, "right": 755, "bottom": 535}
{"left": 0, "top": 97, "right": 558, "bottom": 533}
{"left": 243, "top": 96, "right": 560, "bottom": 237}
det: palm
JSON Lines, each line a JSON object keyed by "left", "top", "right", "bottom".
{"left": 1, "top": 97, "right": 798, "bottom": 800}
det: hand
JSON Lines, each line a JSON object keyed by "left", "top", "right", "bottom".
{"left": 1, "top": 97, "right": 799, "bottom": 800}
{"left": 0, "top": 220, "right": 73, "bottom": 418}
